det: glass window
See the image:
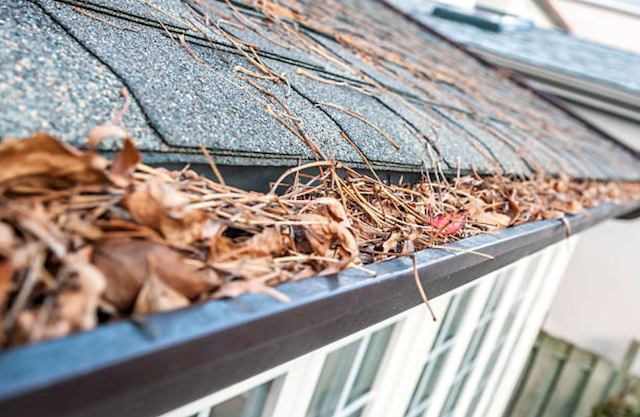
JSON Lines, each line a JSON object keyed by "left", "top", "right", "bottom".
{"left": 439, "top": 274, "right": 508, "bottom": 417}
{"left": 307, "top": 340, "right": 361, "bottom": 417}
{"left": 348, "top": 325, "right": 395, "bottom": 402}
{"left": 306, "top": 324, "right": 395, "bottom": 417}
{"left": 202, "top": 377, "right": 283, "bottom": 417}
{"left": 404, "top": 287, "right": 476, "bottom": 417}
{"left": 484, "top": 253, "right": 559, "bottom": 416}
{"left": 464, "top": 270, "right": 536, "bottom": 417}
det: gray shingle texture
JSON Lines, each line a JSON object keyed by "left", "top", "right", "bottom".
{"left": 1, "top": 0, "right": 639, "bottom": 180}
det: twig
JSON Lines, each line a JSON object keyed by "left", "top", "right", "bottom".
{"left": 137, "top": 0, "right": 197, "bottom": 32}
{"left": 111, "top": 88, "right": 131, "bottom": 125}
{"left": 317, "top": 102, "right": 401, "bottom": 150}
{"left": 150, "top": 11, "right": 180, "bottom": 48}
{"left": 73, "top": 7, "right": 138, "bottom": 32}
{"left": 360, "top": 248, "right": 436, "bottom": 321}
{"left": 199, "top": 144, "right": 226, "bottom": 186}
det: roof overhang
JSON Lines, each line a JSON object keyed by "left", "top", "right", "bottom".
{"left": 465, "top": 47, "right": 640, "bottom": 123}
{"left": 0, "top": 201, "right": 638, "bottom": 417}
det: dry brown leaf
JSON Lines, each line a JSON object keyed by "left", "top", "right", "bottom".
{"left": 550, "top": 200, "right": 583, "bottom": 215}
{"left": 87, "top": 122, "right": 128, "bottom": 150}
{"left": 13, "top": 248, "right": 106, "bottom": 344}
{"left": 296, "top": 213, "right": 358, "bottom": 260}
{"left": 0, "top": 133, "right": 108, "bottom": 190}
{"left": 125, "top": 178, "right": 207, "bottom": 245}
{"left": 0, "top": 222, "right": 15, "bottom": 256}
{"left": 93, "top": 239, "right": 219, "bottom": 309}
{"left": 542, "top": 210, "right": 565, "bottom": 220}
{"left": 307, "top": 197, "right": 350, "bottom": 227}
{"left": 465, "top": 203, "right": 510, "bottom": 230}
{"left": 382, "top": 231, "right": 402, "bottom": 253}
{"left": 242, "top": 227, "right": 287, "bottom": 258}
{"left": 133, "top": 256, "right": 190, "bottom": 314}
{"left": 504, "top": 192, "right": 521, "bottom": 226}
{"left": 110, "top": 137, "right": 141, "bottom": 177}
{"left": 211, "top": 257, "right": 276, "bottom": 280}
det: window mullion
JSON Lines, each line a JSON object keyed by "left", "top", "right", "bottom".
{"left": 335, "top": 391, "right": 375, "bottom": 417}
{"left": 423, "top": 276, "right": 495, "bottom": 417}
{"left": 407, "top": 398, "right": 431, "bottom": 417}
{"left": 366, "top": 295, "right": 452, "bottom": 417}
{"left": 196, "top": 408, "right": 211, "bottom": 417}
{"left": 470, "top": 252, "right": 551, "bottom": 417}
{"left": 449, "top": 267, "right": 524, "bottom": 417}
{"left": 334, "top": 334, "right": 372, "bottom": 414}
{"left": 487, "top": 247, "right": 563, "bottom": 416}
{"left": 485, "top": 239, "right": 578, "bottom": 416}
{"left": 408, "top": 293, "right": 463, "bottom": 412}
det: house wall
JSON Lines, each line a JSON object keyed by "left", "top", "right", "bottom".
{"left": 543, "top": 221, "right": 640, "bottom": 376}
{"left": 549, "top": 0, "right": 640, "bottom": 54}
{"left": 542, "top": 103, "right": 640, "bottom": 376}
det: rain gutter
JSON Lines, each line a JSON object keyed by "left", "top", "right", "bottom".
{"left": 0, "top": 201, "right": 638, "bottom": 417}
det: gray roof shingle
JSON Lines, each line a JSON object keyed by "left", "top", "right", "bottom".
{"left": 1, "top": 0, "right": 639, "bottom": 180}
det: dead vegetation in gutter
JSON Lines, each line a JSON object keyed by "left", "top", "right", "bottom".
{"left": 1, "top": 126, "right": 639, "bottom": 350}
{"left": 3, "top": 0, "right": 640, "bottom": 350}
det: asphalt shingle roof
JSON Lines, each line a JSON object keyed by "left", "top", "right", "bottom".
{"left": 1, "top": 0, "right": 639, "bottom": 180}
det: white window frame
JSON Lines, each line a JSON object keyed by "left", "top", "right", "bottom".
{"left": 473, "top": 238, "right": 579, "bottom": 417}
{"left": 448, "top": 256, "right": 546, "bottom": 417}
{"left": 460, "top": 255, "right": 542, "bottom": 417}
{"left": 437, "top": 270, "right": 516, "bottom": 417}
{"left": 402, "top": 283, "right": 485, "bottom": 417}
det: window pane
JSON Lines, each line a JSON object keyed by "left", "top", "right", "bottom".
{"left": 307, "top": 325, "right": 396, "bottom": 417}
{"left": 465, "top": 276, "right": 508, "bottom": 365}
{"left": 440, "top": 276, "right": 508, "bottom": 416}
{"left": 443, "top": 289, "right": 475, "bottom": 342}
{"left": 420, "top": 350, "right": 450, "bottom": 402}
{"left": 306, "top": 340, "right": 360, "bottom": 417}
{"left": 467, "top": 274, "right": 533, "bottom": 417}
{"left": 405, "top": 287, "right": 476, "bottom": 416}
{"left": 441, "top": 378, "right": 465, "bottom": 417}
{"left": 209, "top": 377, "right": 282, "bottom": 417}
{"left": 348, "top": 325, "right": 395, "bottom": 402}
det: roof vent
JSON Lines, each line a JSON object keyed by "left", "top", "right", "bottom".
{"left": 431, "top": 5, "right": 533, "bottom": 32}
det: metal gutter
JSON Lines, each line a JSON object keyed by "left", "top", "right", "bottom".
{"left": 0, "top": 201, "right": 638, "bottom": 417}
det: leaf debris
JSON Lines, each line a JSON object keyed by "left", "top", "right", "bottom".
{"left": 1, "top": 131, "right": 639, "bottom": 349}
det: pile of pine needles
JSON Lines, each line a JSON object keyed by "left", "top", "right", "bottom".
{"left": 1, "top": 126, "right": 639, "bottom": 350}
